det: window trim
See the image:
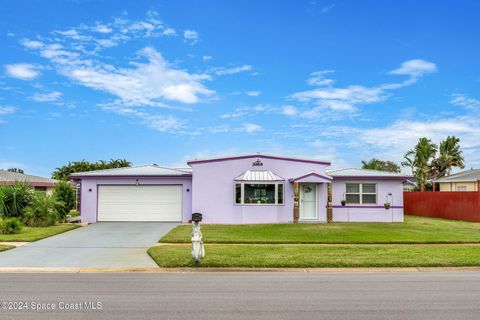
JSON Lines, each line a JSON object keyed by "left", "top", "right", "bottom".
{"left": 234, "top": 182, "right": 285, "bottom": 206}
{"left": 345, "top": 183, "right": 377, "bottom": 205}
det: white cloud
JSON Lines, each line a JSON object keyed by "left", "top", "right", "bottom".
{"left": 322, "top": 3, "right": 335, "bottom": 13}
{"left": 389, "top": 59, "right": 437, "bottom": 77}
{"left": 242, "top": 123, "right": 263, "bottom": 133}
{"left": 0, "top": 106, "right": 16, "bottom": 115}
{"left": 59, "top": 47, "right": 214, "bottom": 105}
{"left": 307, "top": 70, "right": 335, "bottom": 86}
{"left": 202, "top": 55, "right": 212, "bottom": 61}
{"left": 450, "top": 93, "right": 480, "bottom": 110}
{"left": 31, "top": 91, "right": 62, "bottom": 102}
{"left": 221, "top": 104, "right": 274, "bottom": 119}
{"left": 20, "top": 38, "right": 44, "bottom": 49}
{"left": 246, "top": 91, "right": 261, "bottom": 97}
{"left": 281, "top": 105, "right": 298, "bottom": 116}
{"left": 104, "top": 106, "right": 184, "bottom": 133}
{"left": 214, "top": 65, "right": 252, "bottom": 76}
{"left": 183, "top": 30, "right": 199, "bottom": 44}
{"left": 93, "top": 24, "right": 112, "bottom": 34}
{"left": 163, "top": 27, "right": 176, "bottom": 36}
{"left": 291, "top": 59, "right": 436, "bottom": 115}
{"left": 4, "top": 63, "right": 40, "bottom": 80}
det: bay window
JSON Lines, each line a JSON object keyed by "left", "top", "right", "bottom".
{"left": 345, "top": 183, "right": 377, "bottom": 204}
{"left": 234, "top": 183, "right": 284, "bottom": 205}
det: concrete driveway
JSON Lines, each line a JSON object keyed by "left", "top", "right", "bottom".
{"left": 0, "top": 222, "right": 178, "bottom": 268}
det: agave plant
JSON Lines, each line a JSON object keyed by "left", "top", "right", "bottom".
{"left": 23, "top": 193, "right": 59, "bottom": 227}
{"left": 0, "top": 183, "right": 34, "bottom": 218}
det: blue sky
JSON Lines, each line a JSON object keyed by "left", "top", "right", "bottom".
{"left": 1, "top": 0, "right": 480, "bottom": 176}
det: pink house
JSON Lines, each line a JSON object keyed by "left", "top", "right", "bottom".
{"left": 72, "top": 154, "right": 409, "bottom": 224}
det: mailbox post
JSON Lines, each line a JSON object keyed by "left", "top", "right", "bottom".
{"left": 191, "top": 213, "right": 205, "bottom": 263}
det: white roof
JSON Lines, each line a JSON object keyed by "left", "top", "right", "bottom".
{"left": 326, "top": 168, "right": 410, "bottom": 178}
{"left": 434, "top": 169, "right": 480, "bottom": 183}
{"left": 70, "top": 165, "right": 192, "bottom": 177}
{"left": 235, "top": 170, "right": 284, "bottom": 181}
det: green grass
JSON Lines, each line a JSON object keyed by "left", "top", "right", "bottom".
{"left": 160, "top": 216, "right": 480, "bottom": 244}
{"left": 69, "top": 210, "right": 80, "bottom": 217}
{"left": 0, "top": 245, "right": 14, "bottom": 252}
{"left": 148, "top": 244, "right": 480, "bottom": 268}
{"left": 0, "top": 224, "right": 80, "bottom": 242}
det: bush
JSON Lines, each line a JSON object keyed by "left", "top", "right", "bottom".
{"left": 0, "top": 183, "right": 34, "bottom": 218}
{"left": 0, "top": 217, "right": 23, "bottom": 234}
{"left": 53, "top": 181, "right": 76, "bottom": 222}
{"left": 23, "top": 193, "right": 59, "bottom": 227}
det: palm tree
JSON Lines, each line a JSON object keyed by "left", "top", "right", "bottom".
{"left": 431, "top": 136, "right": 465, "bottom": 178}
{"left": 401, "top": 151, "right": 417, "bottom": 177}
{"left": 412, "top": 138, "right": 438, "bottom": 191}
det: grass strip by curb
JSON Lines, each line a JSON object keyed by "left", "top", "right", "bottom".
{"left": 0, "top": 224, "right": 80, "bottom": 242}
{"left": 148, "top": 244, "right": 480, "bottom": 268}
{"left": 0, "top": 245, "right": 15, "bottom": 252}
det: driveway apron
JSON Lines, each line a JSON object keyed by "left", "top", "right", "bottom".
{"left": 0, "top": 222, "right": 178, "bottom": 268}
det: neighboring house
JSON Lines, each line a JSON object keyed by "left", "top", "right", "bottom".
{"left": 71, "top": 153, "right": 410, "bottom": 224}
{"left": 434, "top": 169, "right": 480, "bottom": 191}
{"left": 403, "top": 179, "right": 417, "bottom": 192}
{"left": 0, "top": 169, "right": 57, "bottom": 194}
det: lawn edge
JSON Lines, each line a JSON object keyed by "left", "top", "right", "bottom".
{"left": 0, "top": 224, "right": 81, "bottom": 242}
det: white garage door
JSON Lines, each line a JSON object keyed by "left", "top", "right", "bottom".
{"left": 98, "top": 185, "right": 182, "bottom": 222}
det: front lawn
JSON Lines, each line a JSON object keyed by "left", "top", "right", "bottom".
{"left": 148, "top": 244, "right": 480, "bottom": 268}
{"left": 0, "top": 245, "right": 14, "bottom": 252}
{"left": 160, "top": 216, "right": 480, "bottom": 244}
{"left": 0, "top": 224, "right": 80, "bottom": 242}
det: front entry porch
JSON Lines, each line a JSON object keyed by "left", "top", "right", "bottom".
{"left": 290, "top": 172, "right": 332, "bottom": 223}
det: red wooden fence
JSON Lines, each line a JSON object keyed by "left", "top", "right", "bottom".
{"left": 404, "top": 191, "right": 480, "bottom": 222}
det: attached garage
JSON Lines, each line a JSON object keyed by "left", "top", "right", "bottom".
{"left": 97, "top": 185, "right": 183, "bottom": 222}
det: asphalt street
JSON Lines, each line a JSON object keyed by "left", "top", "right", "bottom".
{"left": 1, "top": 271, "right": 479, "bottom": 320}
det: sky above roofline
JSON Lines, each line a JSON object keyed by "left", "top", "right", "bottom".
{"left": 1, "top": 0, "right": 479, "bottom": 177}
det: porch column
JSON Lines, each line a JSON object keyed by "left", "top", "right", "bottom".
{"left": 326, "top": 182, "right": 333, "bottom": 223}
{"left": 293, "top": 181, "right": 299, "bottom": 223}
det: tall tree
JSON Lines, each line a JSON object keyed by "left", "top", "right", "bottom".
{"left": 430, "top": 136, "right": 465, "bottom": 178}
{"left": 403, "top": 138, "right": 438, "bottom": 191}
{"left": 52, "top": 159, "right": 132, "bottom": 180}
{"left": 361, "top": 158, "right": 401, "bottom": 173}
{"left": 401, "top": 151, "right": 416, "bottom": 177}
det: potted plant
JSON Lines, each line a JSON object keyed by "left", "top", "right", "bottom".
{"left": 341, "top": 199, "right": 346, "bottom": 206}
{"left": 384, "top": 202, "right": 391, "bottom": 210}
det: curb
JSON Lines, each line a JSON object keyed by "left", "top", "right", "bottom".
{"left": 1, "top": 266, "right": 480, "bottom": 273}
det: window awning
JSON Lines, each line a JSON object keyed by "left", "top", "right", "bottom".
{"left": 234, "top": 170, "right": 284, "bottom": 182}
{"left": 289, "top": 171, "right": 332, "bottom": 183}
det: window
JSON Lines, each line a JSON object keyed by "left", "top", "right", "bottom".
{"left": 457, "top": 186, "right": 467, "bottom": 191}
{"left": 345, "top": 183, "right": 377, "bottom": 204}
{"left": 234, "top": 183, "right": 284, "bottom": 205}
{"left": 34, "top": 186, "right": 47, "bottom": 193}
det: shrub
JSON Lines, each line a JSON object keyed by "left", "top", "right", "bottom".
{"left": 0, "top": 183, "right": 34, "bottom": 218}
{"left": 23, "top": 193, "right": 59, "bottom": 227}
{"left": 53, "top": 181, "right": 76, "bottom": 222}
{"left": 0, "top": 217, "right": 23, "bottom": 234}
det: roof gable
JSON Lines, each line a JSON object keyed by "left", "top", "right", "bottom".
{"left": 187, "top": 153, "right": 330, "bottom": 165}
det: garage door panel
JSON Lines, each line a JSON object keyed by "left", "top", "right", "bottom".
{"left": 98, "top": 185, "right": 182, "bottom": 222}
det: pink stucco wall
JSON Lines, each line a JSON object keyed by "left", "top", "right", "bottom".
{"left": 190, "top": 156, "right": 330, "bottom": 223}
{"left": 79, "top": 177, "right": 192, "bottom": 223}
